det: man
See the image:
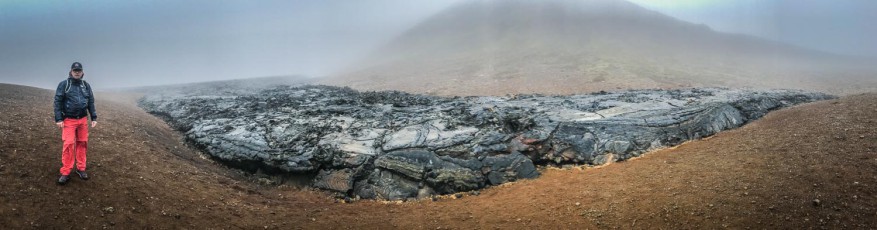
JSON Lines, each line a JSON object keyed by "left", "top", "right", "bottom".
{"left": 53, "top": 62, "right": 97, "bottom": 185}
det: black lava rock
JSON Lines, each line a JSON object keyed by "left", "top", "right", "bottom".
{"left": 139, "top": 85, "right": 834, "bottom": 200}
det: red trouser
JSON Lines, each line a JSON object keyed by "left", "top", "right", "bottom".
{"left": 60, "top": 117, "right": 89, "bottom": 175}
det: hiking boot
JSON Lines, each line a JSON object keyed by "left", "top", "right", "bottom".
{"left": 58, "top": 175, "right": 70, "bottom": 185}
{"left": 75, "top": 170, "right": 89, "bottom": 180}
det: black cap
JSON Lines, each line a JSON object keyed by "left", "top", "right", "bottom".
{"left": 71, "top": 62, "right": 83, "bottom": 71}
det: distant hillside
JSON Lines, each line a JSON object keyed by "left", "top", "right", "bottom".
{"left": 118, "top": 75, "right": 312, "bottom": 96}
{"left": 323, "top": 0, "right": 877, "bottom": 96}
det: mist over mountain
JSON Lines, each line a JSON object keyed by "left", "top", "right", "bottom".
{"left": 324, "top": 0, "right": 877, "bottom": 96}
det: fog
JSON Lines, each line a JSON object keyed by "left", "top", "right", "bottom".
{"left": 1, "top": 0, "right": 874, "bottom": 89}
{"left": 0, "top": 0, "right": 464, "bottom": 89}
{"left": 628, "top": 0, "right": 877, "bottom": 57}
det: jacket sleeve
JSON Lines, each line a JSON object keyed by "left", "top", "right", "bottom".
{"left": 53, "top": 81, "right": 65, "bottom": 122}
{"left": 87, "top": 82, "right": 97, "bottom": 121}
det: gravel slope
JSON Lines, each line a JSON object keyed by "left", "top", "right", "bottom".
{"left": 0, "top": 83, "right": 874, "bottom": 229}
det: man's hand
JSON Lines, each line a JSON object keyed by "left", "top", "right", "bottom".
{"left": 91, "top": 121, "right": 97, "bottom": 128}
{"left": 56, "top": 122, "right": 63, "bottom": 128}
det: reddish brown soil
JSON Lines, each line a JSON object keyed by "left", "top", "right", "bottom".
{"left": 1, "top": 83, "right": 875, "bottom": 229}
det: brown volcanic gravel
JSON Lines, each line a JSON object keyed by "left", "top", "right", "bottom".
{"left": 0, "top": 83, "right": 875, "bottom": 229}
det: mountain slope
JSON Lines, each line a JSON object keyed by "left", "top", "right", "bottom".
{"left": 323, "top": 0, "right": 877, "bottom": 96}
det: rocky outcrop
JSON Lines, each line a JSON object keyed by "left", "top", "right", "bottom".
{"left": 139, "top": 85, "right": 833, "bottom": 200}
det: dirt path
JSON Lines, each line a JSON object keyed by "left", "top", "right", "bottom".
{"left": 1, "top": 83, "right": 874, "bottom": 229}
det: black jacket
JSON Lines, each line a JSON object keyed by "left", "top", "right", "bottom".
{"left": 54, "top": 77, "right": 97, "bottom": 122}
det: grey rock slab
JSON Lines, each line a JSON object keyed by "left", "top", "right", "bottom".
{"left": 138, "top": 85, "right": 834, "bottom": 200}
{"left": 382, "top": 120, "right": 479, "bottom": 151}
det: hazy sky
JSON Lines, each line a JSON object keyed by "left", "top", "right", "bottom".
{"left": 628, "top": 0, "right": 877, "bottom": 57}
{"left": 0, "top": 0, "right": 464, "bottom": 89}
{"left": 1, "top": 0, "right": 875, "bottom": 89}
